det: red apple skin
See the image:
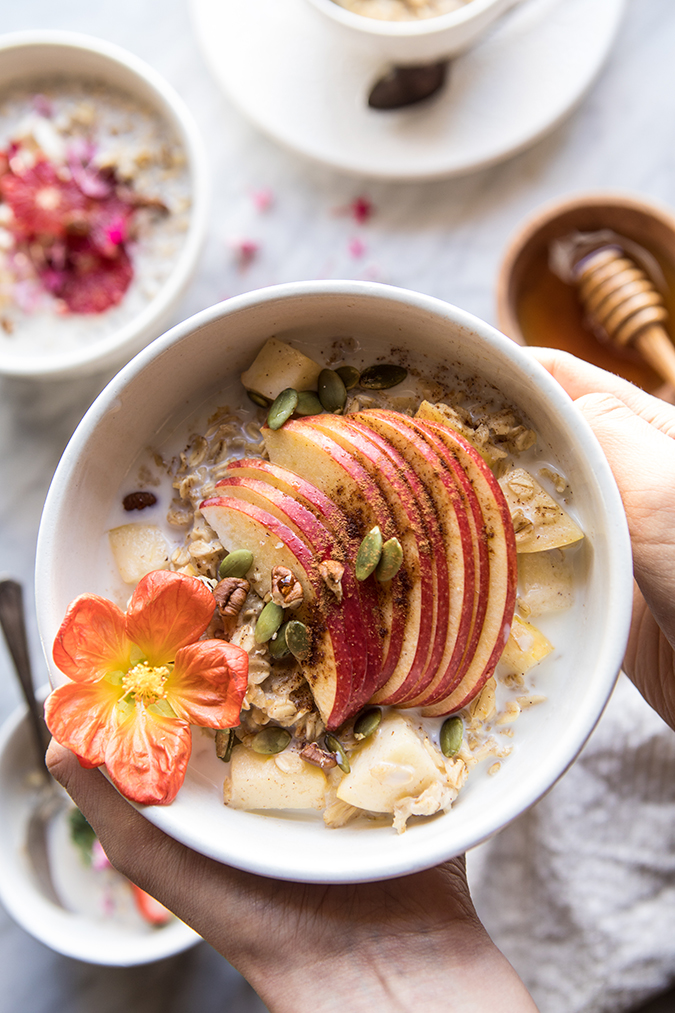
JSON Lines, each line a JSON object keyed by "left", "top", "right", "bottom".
{"left": 214, "top": 474, "right": 370, "bottom": 707}
{"left": 222, "top": 458, "right": 384, "bottom": 709}
{"left": 308, "top": 413, "right": 446, "bottom": 705}
{"left": 410, "top": 416, "right": 517, "bottom": 715}
{"left": 200, "top": 494, "right": 355, "bottom": 729}
{"left": 352, "top": 411, "right": 481, "bottom": 706}
{"left": 262, "top": 421, "right": 407, "bottom": 697}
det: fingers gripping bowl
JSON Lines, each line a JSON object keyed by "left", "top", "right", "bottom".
{"left": 36, "top": 282, "right": 632, "bottom": 883}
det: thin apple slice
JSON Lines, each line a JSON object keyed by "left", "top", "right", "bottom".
{"left": 221, "top": 460, "right": 384, "bottom": 711}
{"left": 352, "top": 410, "right": 480, "bottom": 706}
{"left": 214, "top": 474, "right": 370, "bottom": 708}
{"left": 498, "top": 468, "right": 584, "bottom": 553}
{"left": 200, "top": 495, "right": 353, "bottom": 729}
{"left": 308, "top": 413, "right": 448, "bottom": 704}
{"left": 263, "top": 420, "right": 407, "bottom": 698}
{"left": 408, "top": 417, "right": 517, "bottom": 715}
{"left": 223, "top": 459, "right": 384, "bottom": 685}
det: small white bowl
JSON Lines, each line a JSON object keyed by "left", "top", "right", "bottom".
{"left": 0, "top": 689, "right": 200, "bottom": 964}
{"left": 303, "top": 0, "right": 521, "bottom": 65}
{"left": 0, "top": 30, "right": 209, "bottom": 382}
{"left": 35, "top": 280, "right": 632, "bottom": 883}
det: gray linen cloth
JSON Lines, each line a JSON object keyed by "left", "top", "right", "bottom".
{"left": 467, "top": 674, "right": 675, "bottom": 1013}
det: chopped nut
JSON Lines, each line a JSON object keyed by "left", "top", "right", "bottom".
{"left": 214, "top": 578, "right": 250, "bottom": 618}
{"left": 318, "top": 559, "right": 345, "bottom": 602}
{"left": 270, "top": 566, "right": 304, "bottom": 608}
{"left": 300, "top": 742, "right": 338, "bottom": 769}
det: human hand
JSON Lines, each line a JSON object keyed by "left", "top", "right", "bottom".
{"left": 531, "top": 348, "right": 675, "bottom": 730}
{"left": 47, "top": 741, "right": 538, "bottom": 1013}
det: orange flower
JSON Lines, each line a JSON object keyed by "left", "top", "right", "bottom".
{"left": 45, "top": 570, "right": 248, "bottom": 805}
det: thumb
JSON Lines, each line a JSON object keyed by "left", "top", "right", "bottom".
{"left": 575, "top": 391, "right": 675, "bottom": 646}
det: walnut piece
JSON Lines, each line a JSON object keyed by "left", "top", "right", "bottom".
{"left": 300, "top": 742, "right": 338, "bottom": 769}
{"left": 213, "top": 580, "right": 250, "bottom": 638}
{"left": 270, "top": 566, "right": 304, "bottom": 608}
{"left": 318, "top": 560, "right": 345, "bottom": 602}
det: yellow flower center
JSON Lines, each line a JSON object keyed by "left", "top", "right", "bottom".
{"left": 122, "top": 662, "right": 170, "bottom": 704}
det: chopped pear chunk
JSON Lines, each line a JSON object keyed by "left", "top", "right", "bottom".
{"left": 224, "top": 747, "right": 327, "bottom": 810}
{"left": 108, "top": 523, "right": 170, "bottom": 584}
{"left": 415, "top": 400, "right": 505, "bottom": 468}
{"left": 501, "top": 615, "right": 553, "bottom": 675}
{"left": 518, "top": 549, "right": 575, "bottom": 616}
{"left": 240, "top": 338, "right": 323, "bottom": 402}
{"left": 336, "top": 713, "right": 451, "bottom": 816}
{"left": 499, "top": 468, "right": 584, "bottom": 553}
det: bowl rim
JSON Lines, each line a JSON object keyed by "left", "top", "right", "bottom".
{"left": 304, "top": 0, "right": 514, "bottom": 38}
{"left": 35, "top": 279, "right": 634, "bottom": 882}
{"left": 0, "top": 688, "right": 201, "bottom": 964}
{"left": 0, "top": 29, "right": 209, "bottom": 380}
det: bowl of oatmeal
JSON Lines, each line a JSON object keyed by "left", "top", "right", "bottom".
{"left": 0, "top": 31, "right": 208, "bottom": 381}
{"left": 35, "top": 280, "right": 632, "bottom": 883}
{"left": 304, "top": 0, "right": 522, "bottom": 65}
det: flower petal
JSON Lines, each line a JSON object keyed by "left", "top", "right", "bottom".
{"left": 104, "top": 703, "right": 191, "bottom": 805}
{"left": 168, "top": 640, "right": 248, "bottom": 728}
{"left": 53, "top": 594, "right": 132, "bottom": 681}
{"left": 45, "top": 679, "right": 121, "bottom": 767}
{"left": 125, "top": 571, "right": 216, "bottom": 664}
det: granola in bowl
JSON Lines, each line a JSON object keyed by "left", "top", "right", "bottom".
{"left": 36, "top": 281, "right": 632, "bottom": 883}
{"left": 102, "top": 336, "right": 586, "bottom": 834}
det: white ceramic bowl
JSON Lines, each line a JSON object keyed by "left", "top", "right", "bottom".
{"left": 35, "top": 280, "right": 633, "bottom": 883}
{"left": 303, "top": 0, "right": 521, "bottom": 65}
{"left": 0, "top": 689, "right": 200, "bottom": 964}
{"left": 0, "top": 30, "right": 209, "bottom": 382}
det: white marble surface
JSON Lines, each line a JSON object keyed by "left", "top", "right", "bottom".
{"left": 1, "top": 0, "right": 675, "bottom": 1009}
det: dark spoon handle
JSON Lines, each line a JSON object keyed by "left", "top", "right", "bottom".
{"left": 0, "top": 578, "right": 51, "bottom": 766}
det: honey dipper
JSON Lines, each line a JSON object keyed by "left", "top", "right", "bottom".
{"left": 573, "top": 245, "right": 675, "bottom": 388}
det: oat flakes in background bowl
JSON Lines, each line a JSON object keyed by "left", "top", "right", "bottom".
{"left": 0, "top": 31, "right": 208, "bottom": 381}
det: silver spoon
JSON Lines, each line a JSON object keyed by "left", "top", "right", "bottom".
{"left": 0, "top": 577, "right": 65, "bottom": 906}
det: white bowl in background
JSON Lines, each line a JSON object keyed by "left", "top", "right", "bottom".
{"left": 0, "top": 30, "right": 209, "bottom": 382}
{"left": 303, "top": 0, "right": 522, "bottom": 65}
{"left": 0, "top": 690, "right": 201, "bottom": 964}
{"left": 35, "top": 280, "right": 633, "bottom": 883}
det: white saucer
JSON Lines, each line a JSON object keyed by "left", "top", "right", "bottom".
{"left": 190, "top": 0, "right": 626, "bottom": 180}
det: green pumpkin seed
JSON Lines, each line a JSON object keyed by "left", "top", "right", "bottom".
{"left": 269, "top": 623, "right": 291, "bottom": 659}
{"left": 353, "top": 707, "right": 381, "bottom": 741}
{"left": 335, "top": 365, "right": 360, "bottom": 390}
{"left": 252, "top": 726, "right": 292, "bottom": 755}
{"left": 255, "top": 601, "right": 285, "bottom": 643}
{"left": 218, "top": 549, "right": 254, "bottom": 579}
{"left": 215, "top": 728, "right": 237, "bottom": 762}
{"left": 440, "top": 716, "right": 463, "bottom": 757}
{"left": 267, "top": 388, "right": 299, "bottom": 430}
{"left": 359, "top": 364, "right": 408, "bottom": 390}
{"left": 375, "top": 537, "right": 403, "bottom": 582}
{"left": 324, "top": 733, "right": 350, "bottom": 773}
{"left": 355, "top": 525, "right": 383, "bottom": 581}
{"left": 318, "top": 368, "right": 347, "bottom": 413}
{"left": 285, "top": 620, "right": 311, "bottom": 661}
{"left": 247, "top": 390, "right": 271, "bottom": 408}
{"left": 295, "top": 390, "right": 324, "bottom": 417}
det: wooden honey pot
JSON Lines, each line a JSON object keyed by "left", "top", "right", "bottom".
{"left": 496, "top": 193, "right": 675, "bottom": 398}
